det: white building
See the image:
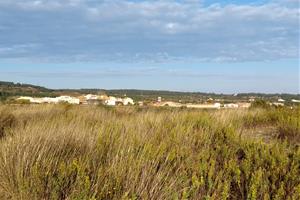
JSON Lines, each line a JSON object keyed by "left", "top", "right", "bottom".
{"left": 291, "top": 99, "right": 300, "bottom": 103}
{"left": 272, "top": 102, "right": 284, "bottom": 107}
{"left": 224, "top": 103, "right": 239, "bottom": 108}
{"left": 105, "top": 99, "right": 116, "bottom": 106}
{"left": 278, "top": 98, "right": 285, "bottom": 102}
{"left": 41, "top": 97, "right": 59, "bottom": 104}
{"left": 214, "top": 103, "right": 221, "bottom": 108}
{"left": 17, "top": 96, "right": 32, "bottom": 101}
{"left": 16, "top": 96, "right": 80, "bottom": 105}
{"left": 17, "top": 96, "right": 34, "bottom": 102}
{"left": 186, "top": 103, "right": 220, "bottom": 109}
{"left": 56, "top": 96, "right": 80, "bottom": 104}
{"left": 84, "top": 94, "right": 99, "bottom": 100}
{"left": 123, "top": 97, "right": 134, "bottom": 105}
{"left": 103, "top": 96, "right": 135, "bottom": 106}
{"left": 17, "top": 96, "right": 45, "bottom": 104}
{"left": 105, "top": 96, "right": 117, "bottom": 106}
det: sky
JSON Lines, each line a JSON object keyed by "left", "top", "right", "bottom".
{"left": 0, "top": 0, "right": 299, "bottom": 93}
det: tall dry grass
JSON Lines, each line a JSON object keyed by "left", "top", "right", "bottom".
{"left": 0, "top": 104, "right": 299, "bottom": 200}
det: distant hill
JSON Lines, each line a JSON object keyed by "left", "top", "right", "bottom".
{"left": 0, "top": 81, "right": 51, "bottom": 92}
{"left": 104, "top": 89, "right": 300, "bottom": 103}
{"left": 0, "top": 81, "right": 56, "bottom": 101}
{"left": 0, "top": 81, "right": 299, "bottom": 103}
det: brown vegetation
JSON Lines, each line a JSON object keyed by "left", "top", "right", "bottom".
{"left": 0, "top": 105, "right": 299, "bottom": 199}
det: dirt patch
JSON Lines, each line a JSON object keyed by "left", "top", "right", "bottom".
{"left": 241, "top": 126, "right": 278, "bottom": 143}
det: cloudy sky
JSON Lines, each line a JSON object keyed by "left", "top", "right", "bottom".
{"left": 0, "top": 0, "right": 299, "bottom": 93}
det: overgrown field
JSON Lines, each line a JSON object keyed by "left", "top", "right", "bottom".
{"left": 0, "top": 104, "right": 299, "bottom": 200}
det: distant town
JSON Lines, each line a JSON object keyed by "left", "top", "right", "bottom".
{"left": 1, "top": 81, "right": 299, "bottom": 109}
{"left": 15, "top": 94, "right": 300, "bottom": 109}
{"left": 16, "top": 94, "right": 134, "bottom": 106}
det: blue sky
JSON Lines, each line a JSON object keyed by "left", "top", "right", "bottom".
{"left": 0, "top": 0, "right": 299, "bottom": 93}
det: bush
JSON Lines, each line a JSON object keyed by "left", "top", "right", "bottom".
{"left": 277, "top": 115, "right": 300, "bottom": 143}
{"left": 0, "top": 109, "right": 16, "bottom": 138}
{"left": 250, "top": 99, "right": 270, "bottom": 109}
{"left": 0, "top": 105, "right": 299, "bottom": 199}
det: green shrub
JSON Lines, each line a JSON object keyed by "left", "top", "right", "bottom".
{"left": 277, "top": 115, "right": 300, "bottom": 143}
{"left": 250, "top": 99, "right": 270, "bottom": 109}
{"left": 0, "top": 105, "right": 299, "bottom": 199}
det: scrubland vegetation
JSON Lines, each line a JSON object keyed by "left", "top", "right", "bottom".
{"left": 0, "top": 104, "right": 299, "bottom": 200}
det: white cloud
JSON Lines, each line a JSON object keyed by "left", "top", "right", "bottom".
{"left": 0, "top": 0, "right": 84, "bottom": 10}
{"left": 0, "top": 0, "right": 298, "bottom": 62}
{"left": 0, "top": 43, "right": 40, "bottom": 57}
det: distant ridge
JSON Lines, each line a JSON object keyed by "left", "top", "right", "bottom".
{"left": 0, "top": 81, "right": 51, "bottom": 92}
{"left": 0, "top": 81, "right": 299, "bottom": 102}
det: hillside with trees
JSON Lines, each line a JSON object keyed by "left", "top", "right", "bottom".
{"left": 1, "top": 81, "right": 299, "bottom": 103}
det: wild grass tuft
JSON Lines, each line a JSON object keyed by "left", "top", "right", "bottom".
{"left": 0, "top": 105, "right": 299, "bottom": 199}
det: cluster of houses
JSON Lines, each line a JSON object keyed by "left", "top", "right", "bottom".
{"left": 153, "top": 101, "right": 250, "bottom": 109}
{"left": 152, "top": 96, "right": 251, "bottom": 109}
{"left": 17, "top": 94, "right": 134, "bottom": 106}
{"left": 16, "top": 94, "right": 299, "bottom": 109}
{"left": 17, "top": 96, "right": 80, "bottom": 104}
{"left": 80, "top": 94, "right": 134, "bottom": 106}
{"left": 152, "top": 97, "right": 300, "bottom": 109}
{"left": 270, "top": 98, "right": 300, "bottom": 107}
